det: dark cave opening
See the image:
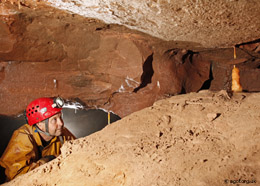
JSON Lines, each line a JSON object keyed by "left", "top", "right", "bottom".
{"left": 199, "top": 63, "right": 213, "bottom": 90}
{"left": 134, "top": 53, "right": 154, "bottom": 93}
{"left": 235, "top": 38, "right": 260, "bottom": 47}
{"left": 180, "top": 86, "right": 186, "bottom": 94}
{"left": 62, "top": 108, "right": 120, "bottom": 138}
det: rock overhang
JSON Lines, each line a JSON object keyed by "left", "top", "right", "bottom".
{"left": 37, "top": 0, "right": 260, "bottom": 48}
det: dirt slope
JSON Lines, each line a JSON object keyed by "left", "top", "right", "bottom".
{"left": 2, "top": 90, "right": 260, "bottom": 186}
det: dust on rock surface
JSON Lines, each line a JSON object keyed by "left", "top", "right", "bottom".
{"left": 3, "top": 90, "right": 259, "bottom": 186}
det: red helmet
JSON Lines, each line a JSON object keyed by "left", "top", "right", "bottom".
{"left": 26, "top": 97, "right": 63, "bottom": 126}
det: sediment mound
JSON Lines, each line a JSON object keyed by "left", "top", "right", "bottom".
{"left": 3, "top": 90, "right": 259, "bottom": 186}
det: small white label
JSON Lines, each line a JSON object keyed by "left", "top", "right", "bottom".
{"left": 40, "top": 107, "right": 47, "bottom": 114}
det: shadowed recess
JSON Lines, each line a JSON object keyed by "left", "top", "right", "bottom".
{"left": 134, "top": 53, "right": 154, "bottom": 92}
{"left": 200, "top": 63, "right": 213, "bottom": 90}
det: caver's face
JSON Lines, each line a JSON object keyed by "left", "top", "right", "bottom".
{"left": 38, "top": 112, "right": 64, "bottom": 137}
{"left": 47, "top": 112, "right": 64, "bottom": 136}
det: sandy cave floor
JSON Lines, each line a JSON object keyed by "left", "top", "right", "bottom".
{"left": 2, "top": 90, "right": 260, "bottom": 186}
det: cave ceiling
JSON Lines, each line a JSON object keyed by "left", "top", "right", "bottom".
{"left": 26, "top": 0, "right": 260, "bottom": 47}
{"left": 2, "top": 0, "right": 260, "bottom": 48}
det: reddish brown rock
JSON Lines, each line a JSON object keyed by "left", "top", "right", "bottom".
{"left": 0, "top": 3, "right": 212, "bottom": 117}
{"left": 0, "top": 2, "right": 259, "bottom": 118}
{"left": 155, "top": 49, "right": 210, "bottom": 94}
{"left": 202, "top": 48, "right": 260, "bottom": 92}
{"left": 237, "top": 39, "right": 260, "bottom": 53}
{"left": 0, "top": 20, "right": 15, "bottom": 53}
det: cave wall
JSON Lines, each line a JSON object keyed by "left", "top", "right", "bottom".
{"left": 0, "top": 2, "right": 259, "bottom": 117}
{"left": 0, "top": 3, "right": 211, "bottom": 117}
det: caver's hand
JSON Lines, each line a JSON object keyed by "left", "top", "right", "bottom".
{"left": 37, "top": 155, "right": 56, "bottom": 165}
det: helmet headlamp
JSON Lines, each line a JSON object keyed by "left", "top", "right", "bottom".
{"left": 52, "top": 97, "right": 65, "bottom": 108}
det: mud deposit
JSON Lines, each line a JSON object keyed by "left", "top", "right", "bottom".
{"left": 2, "top": 90, "right": 260, "bottom": 186}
